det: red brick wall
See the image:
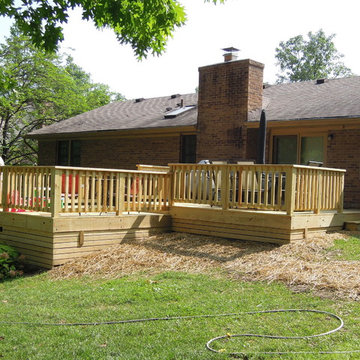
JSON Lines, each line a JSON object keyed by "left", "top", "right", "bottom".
{"left": 38, "top": 136, "right": 182, "bottom": 169}
{"left": 81, "top": 136, "right": 181, "bottom": 170}
{"left": 326, "top": 129, "right": 360, "bottom": 208}
{"left": 196, "top": 59, "right": 264, "bottom": 162}
{"left": 38, "top": 141, "right": 57, "bottom": 165}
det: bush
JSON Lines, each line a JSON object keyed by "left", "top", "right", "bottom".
{"left": 0, "top": 244, "right": 24, "bottom": 280}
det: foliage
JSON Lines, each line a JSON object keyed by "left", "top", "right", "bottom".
{"left": 0, "top": 272, "right": 359, "bottom": 359}
{"left": 275, "top": 29, "right": 352, "bottom": 83}
{"left": 0, "top": 26, "right": 124, "bottom": 165}
{"left": 0, "top": 244, "right": 24, "bottom": 280}
{"left": 0, "top": 0, "right": 224, "bottom": 59}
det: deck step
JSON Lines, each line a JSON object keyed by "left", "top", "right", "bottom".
{"left": 344, "top": 221, "right": 360, "bottom": 231}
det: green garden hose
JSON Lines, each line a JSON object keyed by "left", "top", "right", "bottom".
{"left": 2, "top": 308, "right": 360, "bottom": 357}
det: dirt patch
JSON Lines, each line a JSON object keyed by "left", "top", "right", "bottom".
{"left": 49, "top": 231, "right": 360, "bottom": 301}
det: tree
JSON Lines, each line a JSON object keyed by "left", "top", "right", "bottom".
{"left": 0, "top": 0, "right": 223, "bottom": 59}
{"left": 275, "top": 29, "right": 352, "bottom": 83}
{"left": 0, "top": 26, "right": 124, "bottom": 165}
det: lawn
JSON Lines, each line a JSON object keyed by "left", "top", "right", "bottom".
{"left": 1, "top": 271, "right": 360, "bottom": 359}
{"left": 328, "top": 235, "right": 360, "bottom": 261}
{"left": 1, "top": 231, "right": 360, "bottom": 359}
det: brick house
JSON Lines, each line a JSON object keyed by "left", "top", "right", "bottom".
{"left": 28, "top": 57, "right": 360, "bottom": 208}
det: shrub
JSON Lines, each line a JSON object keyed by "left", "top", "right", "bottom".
{"left": 0, "top": 244, "right": 24, "bottom": 280}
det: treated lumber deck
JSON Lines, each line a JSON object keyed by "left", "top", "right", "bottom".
{"left": 171, "top": 204, "right": 360, "bottom": 244}
{"left": 0, "top": 211, "right": 171, "bottom": 268}
{"left": 0, "top": 164, "right": 356, "bottom": 269}
{"left": 1, "top": 207, "right": 359, "bottom": 268}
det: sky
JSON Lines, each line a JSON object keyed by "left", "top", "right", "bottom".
{"left": 1, "top": 0, "right": 360, "bottom": 99}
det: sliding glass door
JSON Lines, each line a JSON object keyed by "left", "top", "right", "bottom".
{"left": 273, "top": 134, "right": 324, "bottom": 165}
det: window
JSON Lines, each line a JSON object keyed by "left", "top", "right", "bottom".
{"left": 273, "top": 135, "right": 297, "bottom": 164}
{"left": 300, "top": 136, "right": 324, "bottom": 164}
{"left": 272, "top": 134, "right": 324, "bottom": 165}
{"left": 57, "top": 140, "right": 81, "bottom": 166}
{"left": 180, "top": 135, "right": 196, "bottom": 163}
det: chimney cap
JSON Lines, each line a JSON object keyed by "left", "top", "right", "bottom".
{"left": 222, "top": 47, "right": 240, "bottom": 62}
{"left": 222, "top": 47, "right": 239, "bottom": 53}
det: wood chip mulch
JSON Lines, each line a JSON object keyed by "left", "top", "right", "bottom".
{"left": 49, "top": 231, "right": 360, "bottom": 301}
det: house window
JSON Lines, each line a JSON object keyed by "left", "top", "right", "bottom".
{"left": 273, "top": 134, "right": 324, "bottom": 165}
{"left": 180, "top": 135, "right": 196, "bottom": 163}
{"left": 57, "top": 140, "right": 81, "bottom": 166}
{"left": 273, "top": 135, "right": 297, "bottom": 164}
{"left": 300, "top": 136, "right": 324, "bottom": 164}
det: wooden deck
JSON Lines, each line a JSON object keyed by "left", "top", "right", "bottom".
{"left": 0, "top": 163, "right": 356, "bottom": 269}
{"left": 0, "top": 210, "right": 171, "bottom": 268}
{"left": 171, "top": 204, "right": 360, "bottom": 244}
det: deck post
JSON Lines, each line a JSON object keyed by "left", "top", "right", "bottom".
{"left": 338, "top": 172, "right": 345, "bottom": 213}
{"left": 285, "top": 166, "right": 297, "bottom": 215}
{"left": 168, "top": 171, "right": 174, "bottom": 208}
{"left": 314, "top": 171, "right": 322, "bottom": 214}
{"left": 221, "top": 166, "right": 230, "bottom": 210}
{"left": 1, "top": 167, "right": 9, "bottom": 211}
{"left": 117, "top": 173, "right": 125, "bottom": 215}
{"left": 50, "top": 168, "right": 62, "bottom": 217}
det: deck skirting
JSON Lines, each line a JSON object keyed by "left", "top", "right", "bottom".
{"left": 0, "top": 212, "right": 171, "bottom": 268}
{"left": 1, "top": 207, "right": 360, "bottom": 268}
{"left": 170, "top": 206, "right": 360, "bottom": 244}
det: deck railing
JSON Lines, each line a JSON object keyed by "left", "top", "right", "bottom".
{"left": 1, "top": 166, "right": 171, "bottom": 216}
{"left": 169, "top": 164, "right": 345, "bottom": 215}
{"left": 0, "top": 164, "right": 345, "bottom": 216}
{"left": 1, "top": 166, "right": 53, "bottom": 213}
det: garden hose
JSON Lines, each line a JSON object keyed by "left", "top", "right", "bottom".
{"left": 1, "top": 308, "right": 360, "bottom": 357}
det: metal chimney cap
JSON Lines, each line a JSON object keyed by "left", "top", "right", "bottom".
{"left": 222, "top": 47, "right": 240, "bottom": 53}
{"left": 222, "top": 47, "right": 240, "bottom": 62}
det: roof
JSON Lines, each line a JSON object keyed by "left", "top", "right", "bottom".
{"left": 28, "top": 93, "right": 198, "bottom": 138}
{"left": 28, "top": 75, "right": 360, "bottom": 139}
{"left": 248, "top": 76, "right": 360, "bottom": 122}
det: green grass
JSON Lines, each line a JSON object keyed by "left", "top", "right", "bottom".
{"left": 328, "top": 236, "right": 360, "bottom": 260}
{"left": 0, "top": 272, "right": 360, "bottom": 359}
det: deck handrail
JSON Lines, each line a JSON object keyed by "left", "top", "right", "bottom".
{"left": 0, "top": 166, "right": 171, "bottom": 216}
{"left": 0, "top": 164, "right": 345, "bottom": 216}
{"left": 169, "top": 163, "right": 345, "bottom": 215}
{"left": 136, "top": 164, "right": 170, "bottom": 172}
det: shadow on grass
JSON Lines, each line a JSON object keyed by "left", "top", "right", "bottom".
{"left": 0, "top": 264, "right": 47, "bottom": 284}
{"left": 344, "top": 231, "right": 360, "bottom": 240}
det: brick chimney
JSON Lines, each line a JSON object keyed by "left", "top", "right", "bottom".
{"left": 196, "top": 58, "right": 264, "bottom": 161}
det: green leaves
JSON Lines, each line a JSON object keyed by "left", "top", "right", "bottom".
{"left": 1, "top": 0, "right": 224, "bottom": 58}
{"left": 275, "top": 29, "right": 352, "bottom": 83}
{"left": 1, "top": 0, "right": 183, "bottom": 58}
{"left": 0, "top": 244, "right": 23, "bottom": 280}
{"left": 0, "top": 26, "right": 124, "bottom": 165}
{"left": 107, "top": 0, "right": 187, "bottom": 58}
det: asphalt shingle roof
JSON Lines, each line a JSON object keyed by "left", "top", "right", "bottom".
{"left": 249, "top": 76, "right": 360, "bottom": 122}
{"left": 29, "top": 93, "right": 198, "bottom": 138}
{"left": 28, "top": 76, "right": 360, "bottom": 138}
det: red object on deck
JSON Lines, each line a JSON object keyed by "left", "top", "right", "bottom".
{"left": 61, "top": 174, "right": 79, "bottom": 194}
{"left": 130, "top": 177, "right": 140, "bottom": 195}
{"left": 5, "top": 190, "right": 26, "bottom": 212}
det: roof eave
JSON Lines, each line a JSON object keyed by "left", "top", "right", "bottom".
{"left": 246, "top": 115, "right": 360, "bottom": 128}
{"left": 27, "top": 124, "right": 197, "bottom": 140}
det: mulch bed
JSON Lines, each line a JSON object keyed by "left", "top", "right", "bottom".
{"left": 49, "top": 231, "right": 360, "bottom": 301}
